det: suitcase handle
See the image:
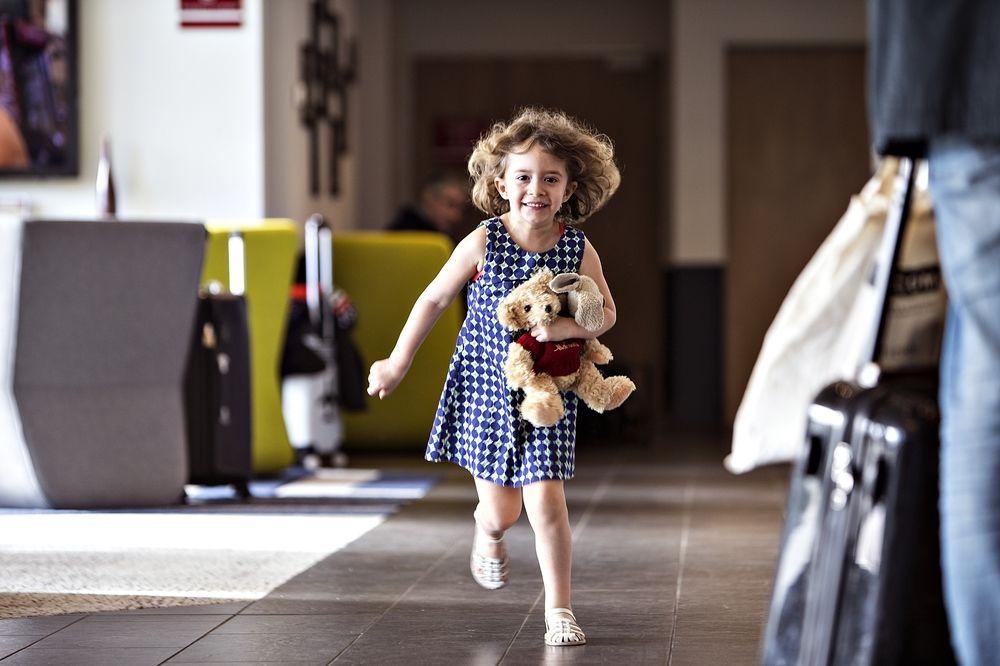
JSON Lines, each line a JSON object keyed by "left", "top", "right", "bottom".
{"left": 304, "top": 213, "right": 336, "bottom": 342}
{"left": 858, "top": 157, "right": 918, "bottom": 384}
{"left": 227, "top": 230, "right": 246, "bottom": 297}
{"left": 304, "top": 215, "right": 321, "bottom": 327}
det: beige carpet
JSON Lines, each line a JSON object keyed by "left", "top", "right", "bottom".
{"left": 0, "top": 509, "right": 385, "bottom": 618}
{"left": 0, "top": 468, "right": 440, "bottom": 619}
{"left": 0, "top": 592, "right": 237, "bottom": 619}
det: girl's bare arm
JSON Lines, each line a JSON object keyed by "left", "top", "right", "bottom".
{"left": 367, "top": 227, "right": 486, "bottom": 398}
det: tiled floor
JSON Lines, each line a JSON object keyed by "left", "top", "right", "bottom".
{"left": 0, "top": 440, "right": 790, "bottom": 665}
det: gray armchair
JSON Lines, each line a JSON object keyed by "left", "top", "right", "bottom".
{"left": 0, "top": 219, "right": 204, "bottom": 508}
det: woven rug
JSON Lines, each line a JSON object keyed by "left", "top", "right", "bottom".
{"left": 0, "top": 469, "right": 436, "bottom": 619}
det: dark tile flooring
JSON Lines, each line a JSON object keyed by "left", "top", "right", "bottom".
{"left": 0, "top": 440, "right": 790, "bottom": 665}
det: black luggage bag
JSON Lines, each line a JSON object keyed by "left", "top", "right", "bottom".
{"left": 760, "top": 379, "right": 862, "bottom": 663}
{"left": 804, "top": 371, "right": 952, "bottom": 665}
{"left": 183, "top": 230, "right": 253, "bottom": 498}
{"left": 761, "top": 159, "right": 955, "bottom": 665}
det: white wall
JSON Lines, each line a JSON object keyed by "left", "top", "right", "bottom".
{"left": 356, "top": 0, "right": 394, "bottom": 230}
{"left": 264, "top": 0, "right": 360, "bottom": 233}
{"left": 0, "top": 0, "right": 266, "bottom": 220}
{"left": 672, "top": 0, "right": 866, "bottom": 264}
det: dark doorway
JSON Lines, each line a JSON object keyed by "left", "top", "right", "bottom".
{"left": 725, "top": 45, "right": 870, "bottom": 422}
{"left": 414, "top": 56, "right": 665, "bottom": 442}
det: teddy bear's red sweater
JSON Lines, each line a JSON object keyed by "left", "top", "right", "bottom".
{"left": 515, "top": 333, "right": 585, "bottom": 377}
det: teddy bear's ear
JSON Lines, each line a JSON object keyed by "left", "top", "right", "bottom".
{"left": 549, "top": 272, "right": 580, "bottom": 294}
{"left": 497, "top": 296, "right": 522, "bottom": 330}
{"left": 528, "top": 268, "right": 555, "bottom": 288}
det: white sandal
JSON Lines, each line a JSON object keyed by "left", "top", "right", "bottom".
{"left": 545, "top": 607, "right": 587, "bottom": 646}
{"left": 470, "top": 527, "right": 509, "bottom": 590}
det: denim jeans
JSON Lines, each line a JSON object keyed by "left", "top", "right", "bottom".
{"left": 928, "top": 137, "right": 1000, "bottom": 665}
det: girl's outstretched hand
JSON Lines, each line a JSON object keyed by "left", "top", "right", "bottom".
{"left": 367, "top": 357, "right": 408, "bottom": 399}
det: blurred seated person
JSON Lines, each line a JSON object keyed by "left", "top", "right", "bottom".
{"left": 388, "top": 174, "right": 469, "bottom": 244}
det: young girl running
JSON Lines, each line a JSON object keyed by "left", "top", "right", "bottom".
{"left": 367, "top": 107, "right": 621, "bottom": 647}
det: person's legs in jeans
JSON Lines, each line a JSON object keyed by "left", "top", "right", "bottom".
{"left": 928, "top": 136, "right": 1000, "bottom": 664}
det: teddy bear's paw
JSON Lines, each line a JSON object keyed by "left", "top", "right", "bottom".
{"left": 584, "top": 340, "right": 613, "bottom": 365}
{"left": 605, "top": 377, "right": 636, "bottom": 410}
{"left": 522, "top": 394, "right": 564, "bottom": 428}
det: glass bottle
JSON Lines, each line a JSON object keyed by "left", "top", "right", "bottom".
{"left": 95, "top": 136, "right": 116, "bottom": 218}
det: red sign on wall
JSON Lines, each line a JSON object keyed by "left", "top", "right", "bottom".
{"left": 180, "top": 0, "right": 242, "bottom": 29}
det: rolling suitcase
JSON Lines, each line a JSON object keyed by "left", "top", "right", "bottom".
{"left": 762, "top": 158, "right": 954, "bottom": 665}
{"left": 183, "top": 230, "right": 253, "bottom": 498}
{"left": 813, "top": 371, "right": 952, "bottom": 665}
{"left": 761, "top": 379, "right": 862, "bottom": 664}
{"left": 281, "top": 214, "right": 347, "bottom": 468}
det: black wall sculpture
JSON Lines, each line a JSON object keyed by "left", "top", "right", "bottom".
{"left": 299, "top": 0, "right": 356, "bottom": 197}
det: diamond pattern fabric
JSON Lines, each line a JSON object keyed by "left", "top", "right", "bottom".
{"left": 425, "top": 218, "right": 585, "bottom": 487}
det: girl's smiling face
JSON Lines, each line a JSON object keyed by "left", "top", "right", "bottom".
{"left": 495, "top": 143, "right": 576, "bottom": 228}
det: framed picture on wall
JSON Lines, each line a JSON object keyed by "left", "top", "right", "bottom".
{"left": 0, "top": 0, "right": 77, "bottom": 177}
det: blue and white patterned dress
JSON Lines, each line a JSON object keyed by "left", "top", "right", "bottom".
{"left": 425, "top": 217, "right": 586, "bottom": 487}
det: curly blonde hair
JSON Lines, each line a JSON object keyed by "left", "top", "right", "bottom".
{"left": 468, "top": 107, "right": 620, "bottom": 224}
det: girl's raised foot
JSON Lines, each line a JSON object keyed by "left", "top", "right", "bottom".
{"left": 470, "top": 526, "right": 509, "bottom": 590}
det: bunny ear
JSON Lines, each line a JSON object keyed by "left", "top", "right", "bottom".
{"left": 549, "top": 272, "right": 581, "bottom": 293}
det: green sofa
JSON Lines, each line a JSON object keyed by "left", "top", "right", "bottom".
{"left": 202, "top": 219, "right": 298, "bottom": 473}
{"left": 333, "top": 231, "right": 463, "bottom": 447}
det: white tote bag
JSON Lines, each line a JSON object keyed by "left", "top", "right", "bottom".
{"left": 726, "top": 158, "right": 930, "bottom": 474}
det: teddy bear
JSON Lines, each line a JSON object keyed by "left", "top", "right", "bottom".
{"left": 497, "top": 268, "right": 636, "bottom": 428}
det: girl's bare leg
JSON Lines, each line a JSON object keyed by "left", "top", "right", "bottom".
{"left": 473, "top": 477, "right": 522, "bottom": 558}
{"left": 522, "top": 480, "right": 573, "bottom": 610}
